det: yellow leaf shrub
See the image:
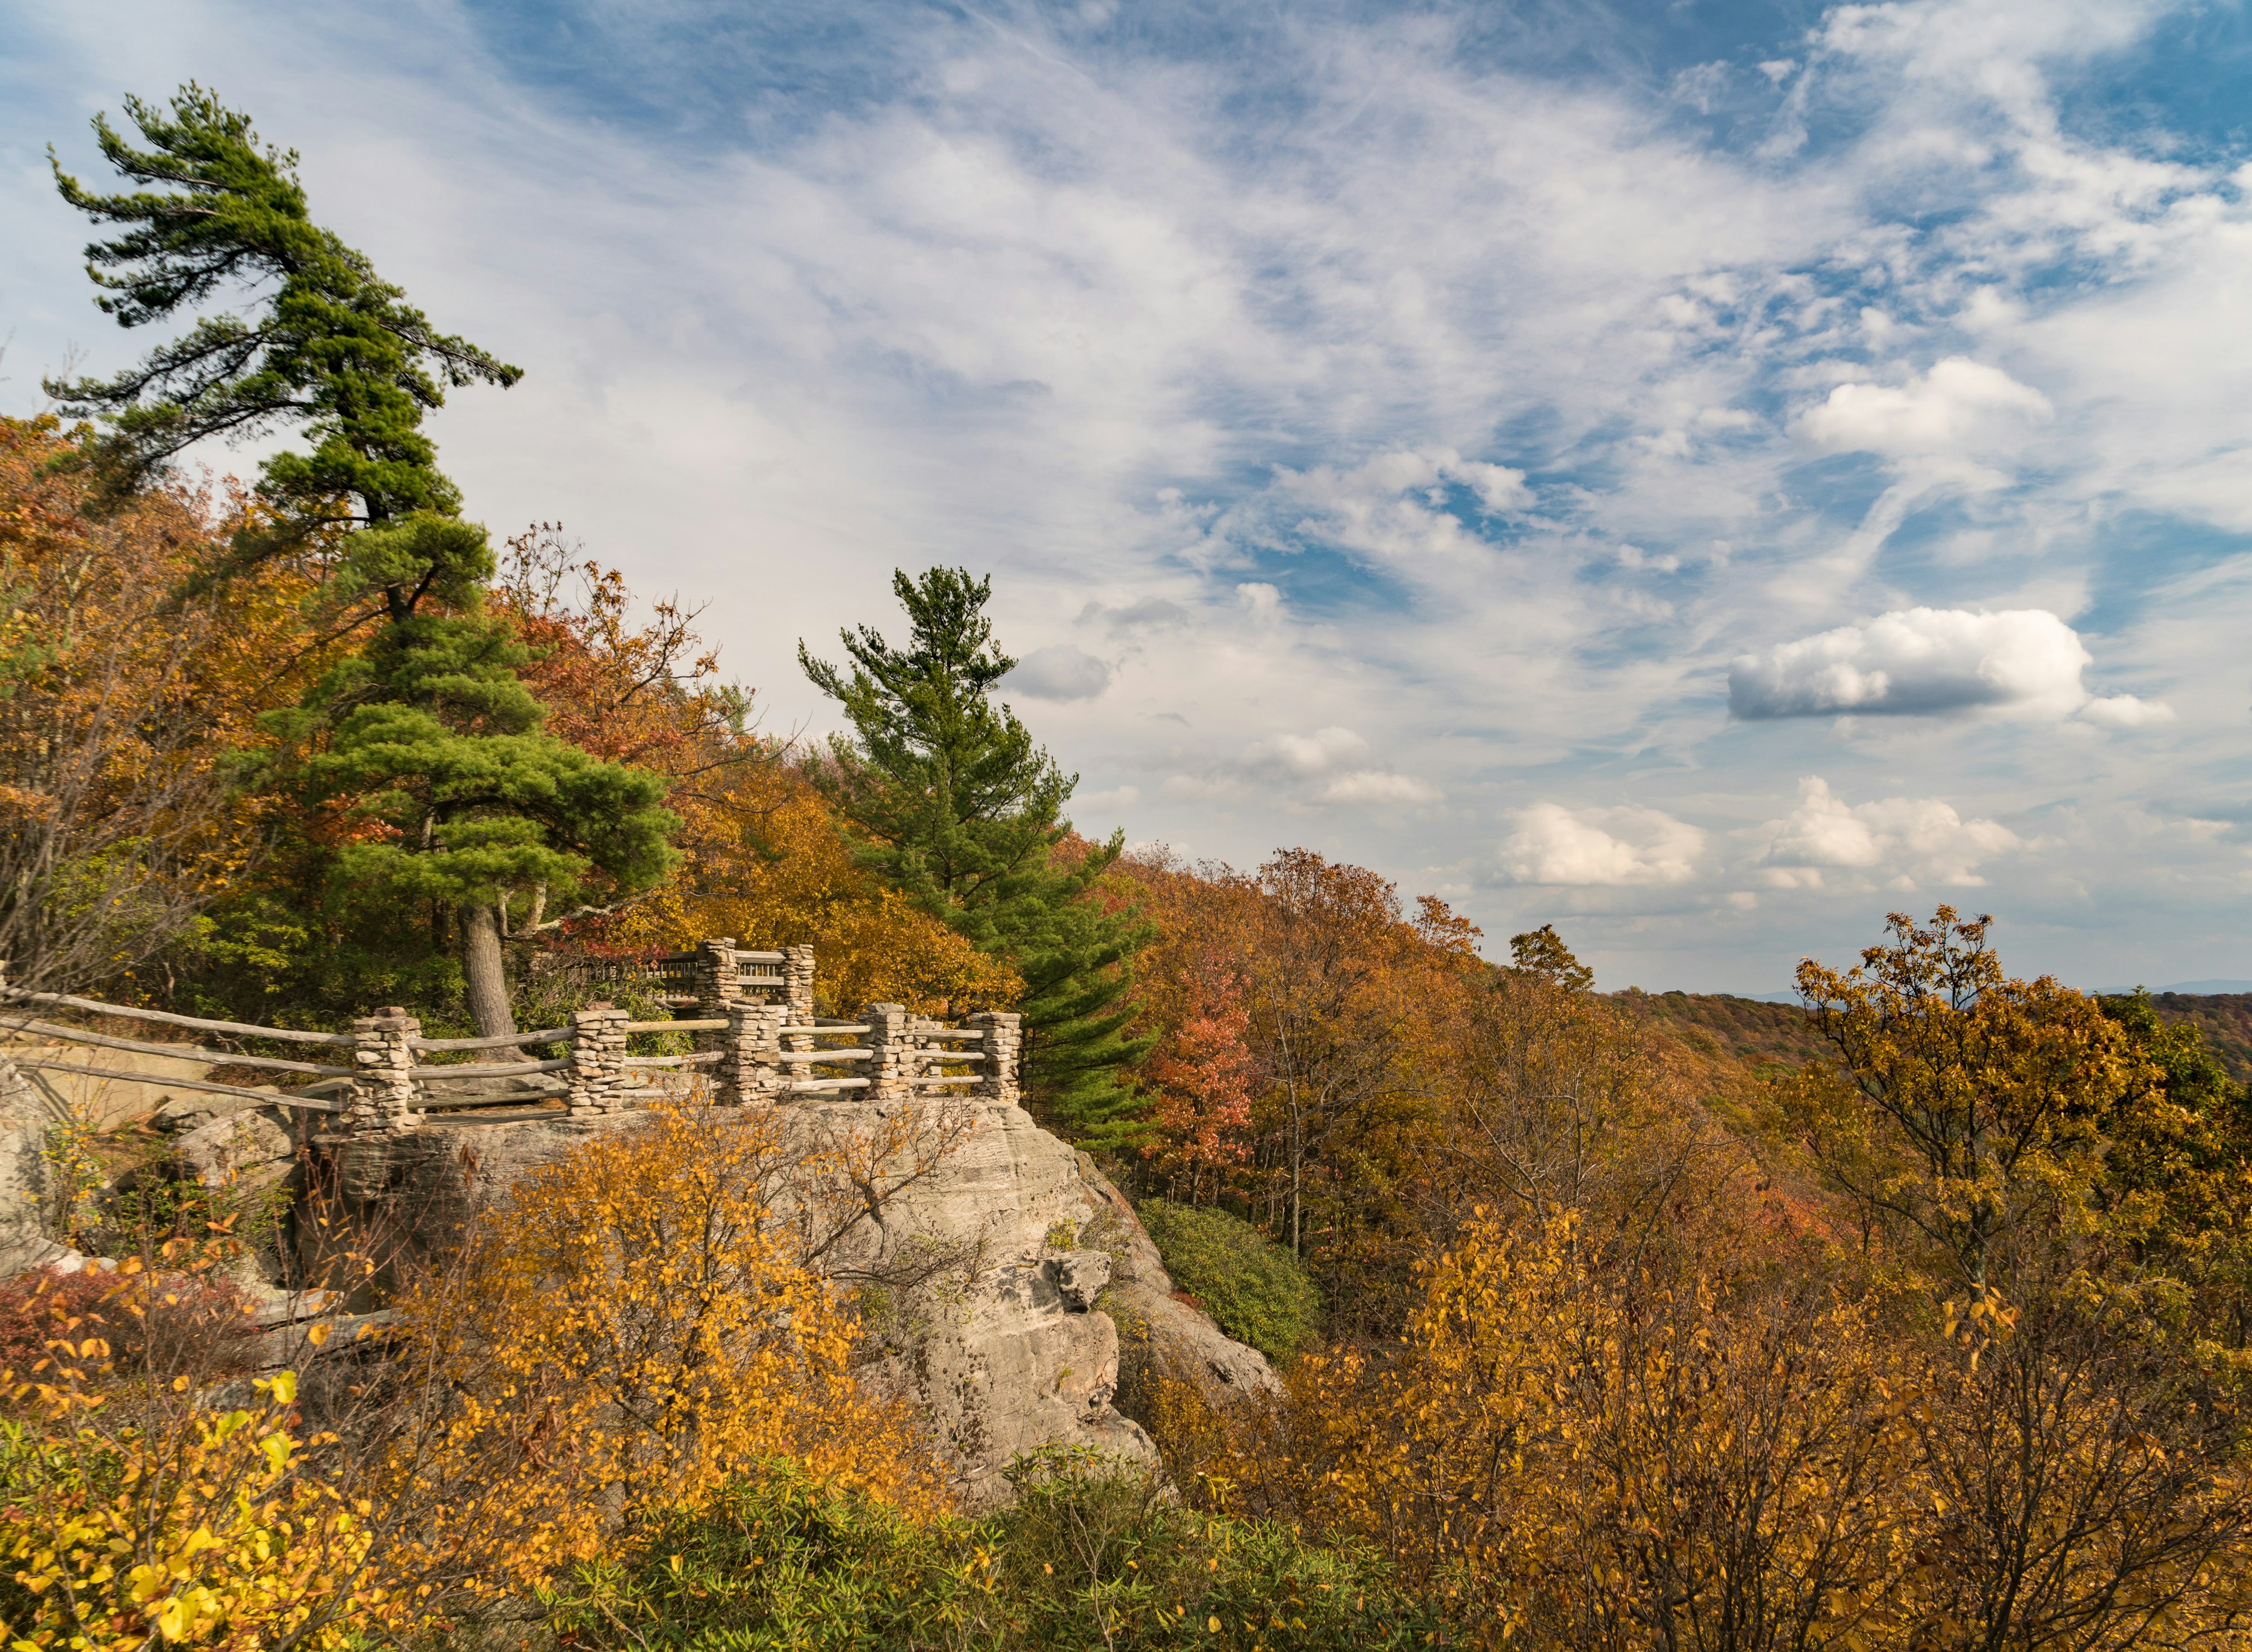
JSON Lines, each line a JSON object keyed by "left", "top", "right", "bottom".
{"left": 3, "top": 1284, "right": 401, "bottom": 1652}
{"left": 381, "top": 1097, "right": 944, "bottom": 1591}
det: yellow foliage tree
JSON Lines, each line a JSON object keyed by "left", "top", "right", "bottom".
{"left": 1786, "top": 907, "right": 2155, "bottom": 1290}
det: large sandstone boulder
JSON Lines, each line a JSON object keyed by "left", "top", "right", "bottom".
{"left": 1068, "top": 1153, "right": 1280, "bottom": 1419}
{"left": 319, "top": 1096, "right": 1273, "bottom": 1509}
{"left": 174, "top": 1110, "right": 294, "bottom": 1196}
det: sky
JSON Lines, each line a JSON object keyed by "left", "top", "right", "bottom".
{"left": 6, "top": 0, "right": 2252, "bottom": 993}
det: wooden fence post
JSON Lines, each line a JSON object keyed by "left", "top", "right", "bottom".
{"left": 348, "top": 1009, "right": 422, "bottom": 1135}
{"left": 966, "top": 1012, "right": 1022, "bottom": 1108}
{"left": 568, "top": 1002, "right": 630, "bottom": 1117}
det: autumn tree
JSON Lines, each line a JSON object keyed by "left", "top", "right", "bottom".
{"left": 1508, "top": 922, "right": 1594, "bottom": 992}
{"left": 0, "top": 418, "right": 295, "bottom": 991}
{"left": 46, "top": 88, "right": 677, "bottom": 1034}
{"left": 1786, "top": 907, "right": 2150, "bottom": 1290}
{"left": 801, "top": 567, "right": 1149, "bottom": 1143}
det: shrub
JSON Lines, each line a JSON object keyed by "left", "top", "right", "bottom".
{"left": 1135, "top": 1200, "right": 1321, "bottom": 1362}
{"left": 544, "top": 1449, "right": 1438, "bottom": 1651}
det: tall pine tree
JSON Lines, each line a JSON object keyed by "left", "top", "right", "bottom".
{"left": 800, "top": 569, "right": 1151, "bottom": 1146}
{"left": 46, "top": 87, "right": 677, "bottom": 1034}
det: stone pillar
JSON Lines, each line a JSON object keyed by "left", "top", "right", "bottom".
{"left": 0, "top": 960, "right": 52, "bottom": 1270}
{"left": 348, "top": 1008, "right": 422, "bottom": 1135}
{"left": 866, "top": 1003, "right": 914, "bottom": 1104}
{"left": 720, "top": 999, "right": 785, "bottom": 1105}
{"left": 567, "top": 1002, "right": 631, "bottom": 1118}
{"left": 966, "top": 1012, "right": 1022, "bottom": 1108}
{"left": 782, "top": 944, "right": 816, "bottom": 1053}
{"left": 692, "top": 937, "right": 741, "bottom": 1020}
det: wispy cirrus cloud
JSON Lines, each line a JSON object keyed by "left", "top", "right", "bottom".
{"left": 7, "top": 0, "right": 2252, "bottom": 988}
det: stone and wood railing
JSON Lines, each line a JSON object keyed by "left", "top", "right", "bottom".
{"left": 0, "top": 941, "right": 1020, "bottom": 1138}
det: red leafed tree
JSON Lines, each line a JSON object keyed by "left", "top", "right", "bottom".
{"left": 1142, "top": 952, "right": 1263, "bottom": 1206}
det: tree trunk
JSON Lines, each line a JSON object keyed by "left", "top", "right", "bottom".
{"left": 460, "top": 901, "right": 517, "bottom": 1039}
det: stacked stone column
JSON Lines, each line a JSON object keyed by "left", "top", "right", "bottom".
{"left": 865, "top": 1003, "right": 917, "bottom": 1103}
{"left": 691, "top": 937, "right": 741, "bottom": 1018}
{"left": 0, "top": 962, "right": 29, "bottom": 1112}
{"left": 782, "top": 945, "right": 816, "bottom": 1053}
{"left": 966, "top": 1011, "right": 1022, "bottom": 1107}
{"left": 348, "top": 1008, "right": 422, "bottom": 1135}
{"left": 567, "top": 1002, "right": 632, "bottom": 1117}
{"left": 720, "top": 999, "right": 785, "bottom": 1105}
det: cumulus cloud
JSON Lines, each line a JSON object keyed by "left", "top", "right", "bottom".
{"left": 1321, "top": 771, "right": 1443, "bottom": 806}
{"left": 1500, "top": 803, "right": 1704, "bottom": 886}
{"left": 1728, "top": 608, "right": 2170, "bottom": 724}
{"left": 1072, "top": 783, "right": 1141, "bottom": 813}
{"left": 1755, "top": 777, "right": 2020, "bottom": 888}
{"left": 1242, "top": 725, "right": 1369, "bottom": 777}
{"left": 1797, "top": 357, "right": 2053, "bottom": 456}
{"left": 2079, "top": 693, "right": 2176, "bottom": 728}
{"left": 1006, "top": 643, "right": 1113, "bottom": 701}
{"left": 1080, "top": 596, "right": 1190, "bottom": 635}
{"left": 1232, "top": 727, "right": 1440, "bottom": 807}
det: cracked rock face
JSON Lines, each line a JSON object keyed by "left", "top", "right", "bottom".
{"left": 317, "top": 1098, "right": 1273, "bottom": 1509}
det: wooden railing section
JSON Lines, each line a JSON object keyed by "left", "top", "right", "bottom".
{"left": 0, "top": 939, "right": 1020, "bottom": 1136}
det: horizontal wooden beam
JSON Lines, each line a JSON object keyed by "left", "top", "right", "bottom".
{"left": 2, "top": 992, "right": 353, "bottom": 1046}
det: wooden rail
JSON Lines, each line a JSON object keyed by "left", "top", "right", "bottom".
{"left": 1, "top": 990, "right": 354, "bottom": 1046}
{"left": 13, "top": 1058, "right": 348, "bottom": 1111}
{"left": 415, "top": 1057, "right": 573, "bottom": 1081}
{"left": 1, "top": 1017, "right": 355, "bottom": 1077}
{"left": 1, "top": 941, "right": 1009, "bottom": 1134}
{"left": 414, "top": 1027, "right": 571, "bottom": 1052}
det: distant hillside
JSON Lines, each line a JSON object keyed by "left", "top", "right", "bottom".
{"left": 2134, "top": 993, "right": 2252, "bottom": 1083}
{"left": 1609, "top": 986, "right": 2252, "bottom": 1088}
{"left": 1607, "top": 989, "right": 1829, "bottom": 1072}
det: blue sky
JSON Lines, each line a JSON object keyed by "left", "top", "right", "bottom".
{"left": 6, "top": 0, "right": 2252, "bottom": 990}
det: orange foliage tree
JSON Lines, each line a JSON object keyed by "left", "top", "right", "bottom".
{"left": 0, "top": 418, "right": 359, "bottom": 993}
{"left": 491, "top": 528, "right": 1017, "bottom": 1018}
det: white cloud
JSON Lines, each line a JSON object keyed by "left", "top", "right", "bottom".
{"left": 1755, "top": 777, "right": 2022, "bottom": 888}
{"left": 1006, "top": 643, "right": 1113, "bottom": 701}
{"left": 1240, "top": 725, "right": 1368, "bottom": 778}
{"left": 1321, "top": 771, "right": 1443, "bottom": 806}
{"left": 1797, "top": 357, "right": 2053, "bottom": 457}
{"left": 2079, "top": 693, "right": 2175, "bottom": 727}
{"left": 1254, "top": 448, "right": 1534, "bottom": 581}
{"left": 1729, "top": 608, "right": 2111, "bottom": 721}
{"left": 1500, "top": 803, "right": 1705, "bottom": 887}
{"left": 10, "top": 0, "right": 2249, "bottom": 988}
{"left": 1227, "top": 727, "right": 1440, "bottom": 806}
{"left": 1072, "top": 783, "right": 1141, "bottom": 813}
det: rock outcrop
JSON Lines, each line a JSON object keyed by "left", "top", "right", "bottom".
{"left": 318, "top": 1095, "right": 1274, "bottom": 1509}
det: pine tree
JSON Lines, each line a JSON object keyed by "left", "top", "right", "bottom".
{"left": 800, "top": 568, "right": 1151, "bottom": 1145}
{"left": 46, "top": 87, "right": 677, "bottom": 1033}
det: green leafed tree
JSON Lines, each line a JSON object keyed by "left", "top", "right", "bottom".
{"left": 47, "top": 87, "right": 677, "bottom": 1033}
{"left": 800, "top": 568, "right": 1152, "bottom": 1145}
